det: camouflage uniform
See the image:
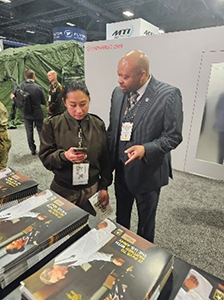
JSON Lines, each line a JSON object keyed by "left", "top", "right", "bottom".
{"left": 47, "top": 81, "right": 65, "bottom": 117}
{"left": 0, "top": 102, "right": 11, "bottom": 169}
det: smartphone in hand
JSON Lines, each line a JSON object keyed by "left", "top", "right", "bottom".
{"left": 73, "top": 147, "right": 87, "bottom": 154}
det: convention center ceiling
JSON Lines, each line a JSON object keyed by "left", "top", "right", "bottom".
{"left": 0, "top": 0, "right": 224, "bottom": 45}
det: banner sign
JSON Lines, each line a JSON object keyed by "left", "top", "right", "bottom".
{"left": 53, "top": 27, "right": 87, "bottom": 44}
{"left": 106, "top": 18, "right": 159, "bottom": 40}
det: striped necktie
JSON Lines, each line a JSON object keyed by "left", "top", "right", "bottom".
{"left": 129, "top": 91, "right": 139, "bottom": 110}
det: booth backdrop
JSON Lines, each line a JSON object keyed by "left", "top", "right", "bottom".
{"left": 85, "top": 25, "right": 224, "bottom": 180}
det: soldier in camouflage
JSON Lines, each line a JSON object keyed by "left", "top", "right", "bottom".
{"left": 47, "top": 70, "right": 66, "bottom": 117}
{"left": 0, "top": 101, "right": 11, "bottom": 169}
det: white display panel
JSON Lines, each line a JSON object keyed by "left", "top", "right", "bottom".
{"left": 106, "top": 18, "right": 159, "bottom": 39}
{"left": 185, "top": 51, "right": 224, "bottom": 179}
{"left": 85, "top": 26, "right": 224, "bottom": 177}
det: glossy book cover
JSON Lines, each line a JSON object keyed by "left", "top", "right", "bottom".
{"left": 21, "top": 219, "right": 173, "bottom": 300}
{"left": 0, "top": 189, "right": 89, "bottom": 274}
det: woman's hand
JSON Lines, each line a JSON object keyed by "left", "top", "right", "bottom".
{"left": 64, "top": 147, "right": 87, "bottom": 164}
{"left": 98, "top": 190, "right": 109, "bottom": 208}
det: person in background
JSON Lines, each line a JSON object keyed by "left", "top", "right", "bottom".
{"left": 107, "top": 50, "right": 183, "bottom": 242}
{"left": 39, "top": 80, "right": 112, "bottom": 215}
{"left": 0, "top": 101, "right": 11, "bottom": 169}
{"left": 47, "top": 70, "right": 65, "bottom": 117}
{"left": 10, "top": 69, "right": 46, "bottom": 155}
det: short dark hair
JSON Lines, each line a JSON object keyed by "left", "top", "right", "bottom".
{"left": 62, "top": 80, "right": 90, "bottom": 101}
{"left": 24, "top": 69, "right": 35, "bottom": 79}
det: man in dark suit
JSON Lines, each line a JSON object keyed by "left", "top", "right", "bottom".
{"left": 11, "top": 69, "right": 46, "bottom": 155}
{"left": 107, "top": 50, "right": 183, "bottom": 242}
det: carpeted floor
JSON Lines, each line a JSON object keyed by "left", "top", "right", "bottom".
{"left": 7, "top": 125, "right": 224, "bottom": 280}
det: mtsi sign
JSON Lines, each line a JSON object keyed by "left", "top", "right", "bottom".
{"left": 106, "top": 18, "right": 159, "bottom": 40}
{"left": 53, "top": 27, "right": 87, "bottom": 45}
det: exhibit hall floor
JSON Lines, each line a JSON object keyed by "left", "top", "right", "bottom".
{"left": 7, "top": 125, "right": 224, "bottom": 281}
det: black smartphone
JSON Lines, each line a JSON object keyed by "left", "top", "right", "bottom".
{"left": 73, "top": 147, "right": 87, "bottom": 154}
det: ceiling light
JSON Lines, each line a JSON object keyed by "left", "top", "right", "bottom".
{"left": 26, "top": 30, "right": 35, "bottom": 34}
{"left": 123, "top": 11, "right": 134, "bottom": 17}
{"left": 0, "top": 0, "right": 11, "bottom": 3}
{"left": 66, "top": 22, "right": 76, "bottom": 27}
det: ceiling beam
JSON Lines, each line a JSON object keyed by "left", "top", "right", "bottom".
{"left": 71, "top": 0, "right": 120, "bottom": 22}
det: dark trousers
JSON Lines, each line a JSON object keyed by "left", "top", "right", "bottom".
{"left": 115, "top": 162, "right": 160, "bottom": 243}
{"left": 24, "top": 118, "right": 43, "bottom": 152}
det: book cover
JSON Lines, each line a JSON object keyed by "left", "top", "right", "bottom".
{"left": 0, "top": 189, "right": 89, "bottom": 283}
{"left": 88, "top": 192, "right": 114, "bottom": 220}
{"left": 174, "top": 268, "right": 224, "bottom": 300}
{"left": 1, "top": 223, "right": 87, "bottom": 289}
{"left": 21, "top": 219, "right": 173, "bottom": 300}
{"left": 0, "top": 167, "right": 38, "bottom": 204}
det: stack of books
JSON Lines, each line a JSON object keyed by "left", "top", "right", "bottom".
{"left": 0, "top": 167, "right": 38, "bottom": 206}
{"left": 174, "top": 267, "right": 224, "bottom": 300}
{"left": 0, "top": 189, "right": 89, "bottom": 288}
{"left": 20, "top": 219, "right": 174, "bottom": 300}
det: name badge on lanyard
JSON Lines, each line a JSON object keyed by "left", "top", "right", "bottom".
{"left": 120, "top": 122, "right": 133, "bottom": 141}
{"left": 72, "top": 162, "right": 89, "bottom": 185}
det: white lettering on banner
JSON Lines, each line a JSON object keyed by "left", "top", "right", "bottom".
{"left": 53, "top": 32, "right": 63, "bottom": 38}
{"left": 74, "top": 32, "right": 86, "bottom": 41}
{"left": 86, "top": 44, "right": 123, "bottom": 52}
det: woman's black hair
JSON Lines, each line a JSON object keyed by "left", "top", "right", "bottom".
{"left": 62, "top": 80, "right": 90, "bottom": 101}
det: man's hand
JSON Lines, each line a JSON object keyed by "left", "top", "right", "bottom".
{"left": 64, "top": 147, "right": 87, "bottom": 164}
{"left": 98, "top": 190, "right": 109, "bottom": 208}
{"left": 124, "top": 145, "right": 145, "bottom": 165}
{"left": 112, "top": 257, "right": 125, "bottom": 266}
{"left": 184, "top": 275, "right": 199, "bottom": 291}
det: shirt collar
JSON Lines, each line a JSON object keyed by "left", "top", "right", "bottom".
{"left": 136, "top": 75, "right": 151, "bottom": 100}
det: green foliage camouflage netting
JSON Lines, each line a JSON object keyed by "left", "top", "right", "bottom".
{"left": 0, "top": 41, "right": 84, "bottom": 125}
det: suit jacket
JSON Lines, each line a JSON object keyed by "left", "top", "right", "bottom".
{"left": 107, "top": 75, "right": 183, "bottom": 194}
{"left": 20, "top": 80, "right": 46, "bottom": 119}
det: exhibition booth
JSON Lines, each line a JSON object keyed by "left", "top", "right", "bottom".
{"left": 85, "top": 25, "right": 224, "bottom": 181}
{"left": 1, "top": 19, "right": 224, "bottom": 300}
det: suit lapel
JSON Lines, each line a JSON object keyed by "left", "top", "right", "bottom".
{"left": 132, "top": 76, "right": 157, "bottom": 132}
{"left": 114, "top": 91, "right": 128, "bottom": 127}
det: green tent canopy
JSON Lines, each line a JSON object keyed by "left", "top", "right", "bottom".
{"left": 0, "top": 41, "right": 84, "bottom": 125}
